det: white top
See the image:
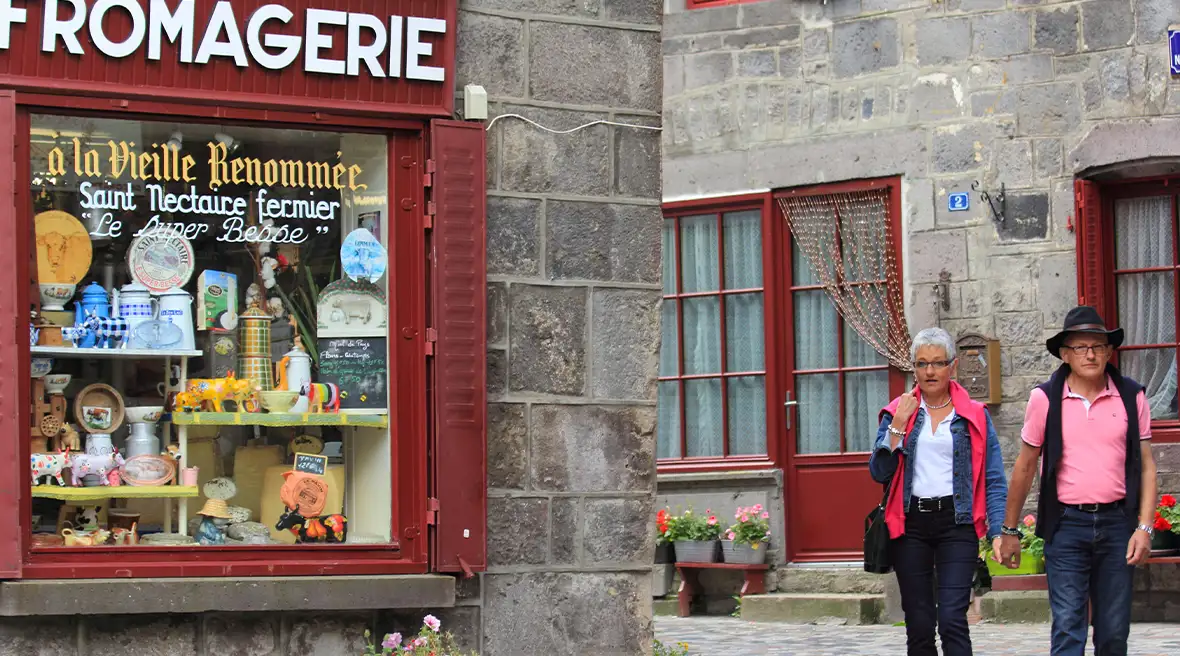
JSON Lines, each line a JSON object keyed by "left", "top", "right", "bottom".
{"left": 912, "top": 402, "right": 956, "bottom": 498}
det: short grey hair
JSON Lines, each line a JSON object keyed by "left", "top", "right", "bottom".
{"left": 910, "top": 327, "right": 957, "bottom": 362}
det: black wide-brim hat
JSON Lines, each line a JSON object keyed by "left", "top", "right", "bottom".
{"left": 1046, "top": 305, "right": 1124, "bottom": 359}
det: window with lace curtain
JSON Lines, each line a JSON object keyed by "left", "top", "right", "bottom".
{"left": 659, "top": 204, "right": 768, "bottom": 462}
{"left": 1082, "top": 179, "right": 1180, "bottom": 432}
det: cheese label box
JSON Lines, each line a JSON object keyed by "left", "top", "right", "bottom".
{"left": 198, "top": 271, "right": 238, "bottom": 332}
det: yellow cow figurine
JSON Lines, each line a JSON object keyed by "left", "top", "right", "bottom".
{"left": 185, "top": 372, "right": 255, "bottom": 412}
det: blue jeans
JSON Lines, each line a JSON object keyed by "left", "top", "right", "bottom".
{"left": 892, "top": 505, "right": 978, "bottom": 656}
{"left": 1045, "top": 506, "right": 1135, "bottom": 656}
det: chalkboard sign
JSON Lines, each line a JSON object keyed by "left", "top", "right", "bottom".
{"left": 317, "top": 337, "right": 388, "bottom": 410}
{"left": 293, "top": 453, "right": 328, "bottom": 476}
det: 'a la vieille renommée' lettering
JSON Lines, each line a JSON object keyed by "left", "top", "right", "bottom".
{"left": 48, "top": 139, "right": 368, "bottom": 192}
{"left": 0, "top": 0, "right": 446, "bottom": 82}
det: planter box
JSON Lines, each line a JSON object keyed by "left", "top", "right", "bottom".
{"left": 987, "top": 551, "right": 1045, "bottom": 577}
{"left": 1151, "top": 530, "right": 1179, "bottom": 556}
{"left": 673, "top": 540, "right": 719, "bottom": 563}
{"left": 721, "top": 540, "right": 767, "bottom": 565}
{"left": 652, "top": 564, "right": 676, "bottom": 597}
{"left": 655, "top": 542, "right": 675, "bottom": 564}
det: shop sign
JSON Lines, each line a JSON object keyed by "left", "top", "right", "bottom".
{"left": 0, "top": 0, "right": 447, "bottom": 82}
{"left": 1170, "top": 28, "right": 1180, "bottom": 76}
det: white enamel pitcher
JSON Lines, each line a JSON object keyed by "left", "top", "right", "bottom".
{"left": 115, "top": 282, "right": 158, "bottom": 343}
{"left": 276, "top": 338, "right": 313, "bottom": 413}
{"left": 156, "top": 287, "right": 195, "bottom": 351}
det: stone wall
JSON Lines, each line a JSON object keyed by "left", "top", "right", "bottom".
{"left": 662, "top": 0, "right": 1180, "bottom": 474}
{"left": 461, "top": 0, "right": 664, "bottom": 651}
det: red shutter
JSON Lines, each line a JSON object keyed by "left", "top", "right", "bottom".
{"left": 428, "top": 119, "right": 487, "bottom": 574}
{"left": 0, "top": 92, "right": 24, "bottom": 578}
{"left": 1074, "top": 179, "right": 1108, "bottom": 316}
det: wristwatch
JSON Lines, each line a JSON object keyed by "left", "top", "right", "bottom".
{"left": 1000, "top": 525, "right": 1021, "bottom": 537}
{"left": 1137, "top": 523, "right": 1154, "bottom": 537}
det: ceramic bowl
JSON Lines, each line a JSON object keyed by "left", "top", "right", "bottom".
{"left": 125, "top": 405, "right": 165, "bottom": 424}
{"left": 39, "top": 283, "right": 76, "bottom": 312}
{"left": 30, "top": 357, "right": 53, "bottom": 378}
{"left": 42, "top": 373, "right": 71, "bottom": 394}
{"left": 258, "top": 390, "right": 298, "bottom": 413}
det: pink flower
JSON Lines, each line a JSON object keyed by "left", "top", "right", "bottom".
{"left": 760, "top": 512, "right": 770, "bottom": 520}
{"left": 411, "top": 637, "right": 426, "bottom": 648}
{"left": 381, "top": 633, "right": 402, "bottom": 649}
{"left": 423, "top": 614, "right": 441, "bottom": 632}
{"left": 707, "top": 515, "right": 718, "bottom": 526}
{"left": 1023, "top": 514, "right": 1036, "bottom": 527}
{"left": 739, "top": 514, "right": 749, "bottom": 523}
{"left": 753, "top": 504, "right": 763, "bottom": 513}
{"left": 726, "top": 530, "right": 735, "bottom": 540}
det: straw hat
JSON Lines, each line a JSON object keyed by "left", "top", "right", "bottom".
{"left": 197, "top": 498, "right": 233, "bottom": 519}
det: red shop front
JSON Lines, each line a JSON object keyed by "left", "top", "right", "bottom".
{"left": 0, "top": 0, "right": 487, "bottom": 582}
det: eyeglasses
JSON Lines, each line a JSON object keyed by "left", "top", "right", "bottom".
{"left": 1063, "top": 344, "right": 1111, "bottom": 356}
{"left": 914, "top": 360, "right": 954, "bottom": 370}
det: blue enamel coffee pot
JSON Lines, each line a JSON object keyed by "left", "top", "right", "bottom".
{"left": 73, "top": 282, "right": 110, "bottom": 348}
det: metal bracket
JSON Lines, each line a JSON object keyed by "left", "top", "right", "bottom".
{"left": 784, "top": 391, "right": 798, "bottom": 430}
{"left": 971, "top": 181, "right": 1006, "bottom": 224}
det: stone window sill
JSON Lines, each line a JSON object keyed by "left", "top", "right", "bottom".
{"left": 0, "top": 574, "right": 456, "bottom": 616}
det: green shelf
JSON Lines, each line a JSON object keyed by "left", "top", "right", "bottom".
{"left": 170, "top": 412, "right": 388, "bottom": 428}
{"left": 32, "top": 485, "right": 199, "bottom": 501}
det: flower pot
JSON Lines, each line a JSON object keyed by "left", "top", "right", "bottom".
{"left": 722, "top": 540, "right": 768, "bottom": 564}
{"left": 652, "top": 564, "right": 676, "bottom": 597}
{"left": 673, "top": 540, "right": 719, "bottom": 563}
{"left": 654, "top": 541, "right": 675, "bottom": 564}
{"left": 986, "top": 551, "right": 1045, "bottom": 576}
{"left": 1151, "top": 530, "right": 1179, "bottom": 554}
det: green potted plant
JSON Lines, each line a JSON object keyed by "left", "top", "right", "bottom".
{"left": 666, "top": 508, "right": 723, "bottom": 563}
{"left": 655, "top": 508, "right": 674, "bottom": 564}
{"left": 982, "top": 514, "right": 1045, "bottom": 576}
{"left": 722, "top": 504, "right": 771, "bottom": 564}
{"left": 361, "top": 615, "right": 477, "bottom": 655}
{"left": 1152, "top": 494, "right": 1180, "bottom": 553}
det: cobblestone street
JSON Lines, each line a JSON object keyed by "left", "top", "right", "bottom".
{"left": 654, "top": 617, "right": 1180, "bottom": 655}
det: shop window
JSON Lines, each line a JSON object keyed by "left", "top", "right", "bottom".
{"left": 1077, "top": 177, "right": 1180, "bottom": 439}
{"left": 27, "top": 113, "right": 398, "bottom": 551}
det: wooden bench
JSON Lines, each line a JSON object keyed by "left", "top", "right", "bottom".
{"left": 992, "top": 556, "right": 1177, "bottom": 593}
{"left": 675, "top": 562, "right": 770, "bottom": 617}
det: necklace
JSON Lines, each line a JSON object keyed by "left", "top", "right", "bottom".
{"left": 926, "top": 397, "right": 952, "bottom": 410}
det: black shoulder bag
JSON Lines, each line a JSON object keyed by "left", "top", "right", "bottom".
{"left": 863, "top": 481, "right": 893, "bottom": 574}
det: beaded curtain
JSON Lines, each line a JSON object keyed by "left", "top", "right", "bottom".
{"left": 778, "top": 190, "right": 914, "bottom": 373}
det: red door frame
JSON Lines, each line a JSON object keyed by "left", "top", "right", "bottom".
{"left": 773, "top": 178, "right": 907, "bottom": 563}
{"left": 9, "top": 93, "right": 431, "bottom": 579}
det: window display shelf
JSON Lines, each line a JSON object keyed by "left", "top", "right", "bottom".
{"left": 31, "top": 346, "right": 203, "bottom": 359}
{"left": 32, "top": 485, "right": 200, "bottom": 501}
{"left": 171, "top": 412, "right": 389, "bottom": 428}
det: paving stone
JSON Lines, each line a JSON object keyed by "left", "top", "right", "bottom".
{"left": 203, "top": 614, "right": 279, "bottom": 656}
{"left": 488, "top": 403, "right": 527, "bottom": 490}
{"left": 530, "top": 404, "right": 655, "bottom": 492}
{"left": 0, "top": 617, "right": 76, "bottom": 656}
{"left": 737, "top": 49, "right": 777, "bottom": 77}
{"left": 286, "top": 614, "right": 368, "bottom": 656}
{"left": 498, "top": 106, "right": 609, "bottom": 196}
{"left": 583, "top": 497, "right": 653, "bottom": 564}
{"left": 487, "top": 497, "right": 550, "bottom": 566}
{"left": 655, "top": 616, "right": 1180, "bottom": 654}
{"left": 1135, "top": 0, "right": 1179, "bottom": 44}
{"left": 508, "top": 285, "right": 586, "bottom": 395}
{"left": 1034, "top": 7, "right": 1079, "bottom": 55}
{"left": 591, "top": 289, "right": 661, "bottom": 400}
{"left": 932, "top": 123, "right": 993, "bottom": 173}
{"left": 722, "top": 25, "right": 801, "bottom": 50}
{"left": 1033, "top": 139, "right": 1063, "bottom": 178}
{"left": 529, "top": 22, "right": 660, "bottom": 111}
{"left": 685, "top": 52, "right": 733, "bottom": 90}
{"left": 547, "top": 201, "right": 661, "bottom": 284}
{"left": 972, "top": 12, "right": 1031, "bottom": 58}
{"left": 455, "top": 12, "right": 525, "bottom": 98}
{"left": 86, "top": 615, "right": 198, "bottom": 656}
{"left": 550, "top": 497, "right": 580, "bottom": 564}
{"left": 487, "top": 196, "right": 540, "bottom": 276}
{"left": 1081, "top": 0, "right": 1135, "bottom": 51}
{"left": 614, "top": 115, "right": 661, "bottom": 198}
{"left": 916, "top": 17, "right": 971, "bottom": 66}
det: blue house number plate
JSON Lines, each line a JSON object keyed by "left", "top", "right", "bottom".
{"left": 948, "top": 192, "right": 970, "bottom": 212}
{"left": 1171, "top": 29, "right": 1180, "bottom": 76}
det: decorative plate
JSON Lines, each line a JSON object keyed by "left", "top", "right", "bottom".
{"left": 35, "top": 210, "right": 92, "bottom": 285}
{"left": 127, "top": 229, "right": 195, "bottom": 293}
{"left": 340, "top": 228, "right": 387, "bottom": 283}
{"left": 73, "top": 383, "right": 125, "bottom": 434}
{"left": 120, "top": 454, "right": 176, "bottom": 486}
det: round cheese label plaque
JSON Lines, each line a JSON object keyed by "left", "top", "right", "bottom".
{"left": 127, "top": 229, "right": 195, "bottom": 292}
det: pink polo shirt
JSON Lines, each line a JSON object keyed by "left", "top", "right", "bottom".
{"left": 1021, "top": 378, "right": 1151, "bottom": 505}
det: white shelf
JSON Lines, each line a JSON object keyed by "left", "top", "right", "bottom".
{"left": 31, "top": 346, "right": 202, "bottom": 359}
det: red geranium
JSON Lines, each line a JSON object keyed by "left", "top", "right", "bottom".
{"left": 1155, "top": 516, "right": 1172, "bottom": 532}
{"left": 656, "top": 509, "right": 669, "bottom": 535}
{"left": 1162, "top": 494, "right": 1177, "bottom": 508}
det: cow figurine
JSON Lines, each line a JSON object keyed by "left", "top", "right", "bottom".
{"left": 186, "top": 372, "right": 254, "bottom": 412}
{"left": 31, "top": 449, "right": 71, "bottom": 486}
{"left": 301, "top": 382, "right": 341, "bottom": 414}
{"left": 69, "top": 451, "right": 124, "bottom": 487}
{"left": 172, "top": 391, "right": 201, "bottom": 413}
{"left": 275, "top": 505, "right": 348, "bottom": 544}
{"left": 76, "top": 312, "right": 129, "bottom": 349}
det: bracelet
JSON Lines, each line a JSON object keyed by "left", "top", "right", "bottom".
{"left": 887, "top": 426, "right": 905, "bottom": 437}
{"left": 1137, "top": 523, "right": 1154, "bottom": 537}
{"left": 1000, "top": 525, "right": 1021, "bottom": 537}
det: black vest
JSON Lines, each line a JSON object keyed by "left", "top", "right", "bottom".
{"left": 1035, "top": 363, "right": 1144, "bottom": 543}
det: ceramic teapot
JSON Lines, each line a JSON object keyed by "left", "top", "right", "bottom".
{"left": 156, "top": 287, "right": 195, "bottom": 351}
{"left": 276, "top": 337, "right": 313, "bottom": 413}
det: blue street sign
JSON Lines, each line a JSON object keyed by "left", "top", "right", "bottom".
{"left": 948, "top": 192, "right": 970, "bottom": 212}
{"left": 1171, "top": 29, "right": 1180, "bottom": 76}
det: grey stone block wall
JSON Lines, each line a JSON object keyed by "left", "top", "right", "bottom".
{"left": 663, "top": 0, "right": 1180, "bottom": 471}
{"left": 462, "top": 0, "right": 663, "bottom": 652}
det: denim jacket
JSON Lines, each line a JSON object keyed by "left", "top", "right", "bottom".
{"left": 868, "top": 408, "right": 1008, "bottom": 540}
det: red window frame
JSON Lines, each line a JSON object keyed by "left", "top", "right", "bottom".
{"left": 1077, "top": 174, "right": 1180, "bottom": 443}
{"left": 659, "top": 193, "right": 779, "bottom": 473}
{"left": 0, "top": 93, "right": 482, "bottom": 579}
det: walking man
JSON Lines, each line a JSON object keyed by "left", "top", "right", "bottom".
{"left": 998, "top": 306, "right": 1156, "bottom": 655}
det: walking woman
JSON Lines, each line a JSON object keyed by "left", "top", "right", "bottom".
{"left": 869, "top": 328, "right": 1008, "bottom": 655}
